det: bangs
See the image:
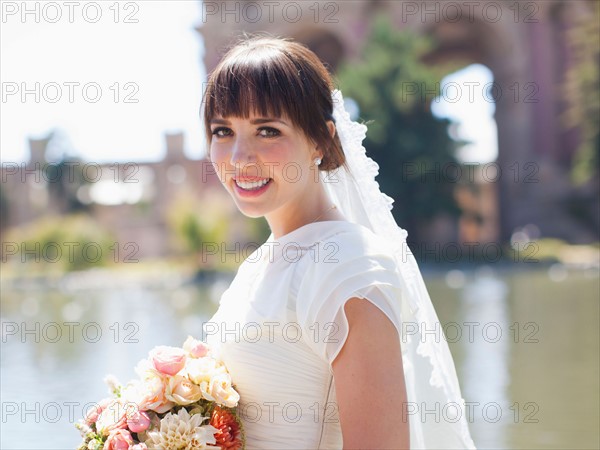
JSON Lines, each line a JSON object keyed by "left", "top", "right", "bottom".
{"left": 203, "top": 42, "right": 329, "bottom": 141}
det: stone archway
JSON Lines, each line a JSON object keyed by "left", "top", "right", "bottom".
{"left": 291, "top": 27, "right": 346, "bottom": 73}
{"left": 420, "top": 15, "right": 564, "bottom": 242}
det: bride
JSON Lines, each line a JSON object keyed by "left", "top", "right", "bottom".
{"left": 201, "top": 35, "right": 476, "bottom": 449}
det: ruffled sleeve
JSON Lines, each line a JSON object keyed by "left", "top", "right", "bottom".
{"left": 293, "top": 227, "right": 409, "bottom": 365}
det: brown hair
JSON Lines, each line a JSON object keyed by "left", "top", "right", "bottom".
{"left": 202, "top": 34, "right": 346, "bottom": 172}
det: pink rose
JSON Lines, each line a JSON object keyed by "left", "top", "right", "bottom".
{"left": 103, "top": 428, "right": 133, "bottom": 450}
{"left": 183, "top": 335, "right": 209, "bottom": 358}
{"left": 127, "top": 410, "right": 150, "bottom": 433}
{"left": 85, "top": 398, "right": 113, "bottom": 425}
{"left": 130, "top": 445, "right": 148, "bottom": 450}
{"left": 149, "top": 346, "right": 187, "bottom": 376}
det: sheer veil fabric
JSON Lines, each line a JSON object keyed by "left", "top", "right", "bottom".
{"left": 323, "top": 89, "right": 476, "bottom": 448}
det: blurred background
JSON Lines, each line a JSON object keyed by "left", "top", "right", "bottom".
{"left": 1, "top": 1, "right": 599, "bottom": 448}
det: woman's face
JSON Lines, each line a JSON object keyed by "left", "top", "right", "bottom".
{"left": 208, "top": 112, "right": 321, "bottom": 219}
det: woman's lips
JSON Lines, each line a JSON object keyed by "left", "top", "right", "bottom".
{"left": 233, "top": 177, "right": 273, "bottom": 197}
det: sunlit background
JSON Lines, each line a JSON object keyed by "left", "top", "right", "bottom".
{"left": 1, "top": 1, "right": 205, "bottom": 163}
{"left": 1, "top": 1, "right": 599, "bottom": 449}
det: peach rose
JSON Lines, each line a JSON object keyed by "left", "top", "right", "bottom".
{"left": 165, "top": 375, "right": 203, "bottom": 405}
{"left": 103, "top": 428, "right": 133, "bottom": 450}
{"left": 183, "top": 335, "right": 209, "bottom": 358}
{"left": 122, "top": 377, "right": 174, "bottom": 414}
{"left": 95, "top": 400, "right": 127, "bottom": 436}
{"left": 149, "top": 346, "right": 187, "bottom": 376}
{"left": 141, "top": 377, "right": 175, "bottom": 414}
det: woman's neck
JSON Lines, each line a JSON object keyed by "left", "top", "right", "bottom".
{"left": 266, "top": 193, "right": 346, "bottom": 239}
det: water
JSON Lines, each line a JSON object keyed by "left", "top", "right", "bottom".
{"left": 1, "top": 266, "right": 598, "bottom": 449}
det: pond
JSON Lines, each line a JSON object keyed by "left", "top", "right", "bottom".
{"left": 1, "top": 265, "right": 598, "bottom": 449}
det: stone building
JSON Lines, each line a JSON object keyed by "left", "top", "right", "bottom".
{"left": 0, "top": 132, "right": 235, "bottom": 259}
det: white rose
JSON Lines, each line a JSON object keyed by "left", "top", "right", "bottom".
{"left": 206, "top": 372, "right": 240, "bottom": 408}
{"left": 184, "top": 357, "right": 224, "bottom": 385}
{"left": 165, "top": 375, "right": 203, "bottom": 405}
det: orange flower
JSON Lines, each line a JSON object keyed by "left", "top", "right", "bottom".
{"left": 209, "top": 405, "right": 243, "bottom": 449}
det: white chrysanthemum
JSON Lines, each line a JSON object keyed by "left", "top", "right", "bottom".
{"left": 143, "top": 408, "right": 220, "bottom": 450}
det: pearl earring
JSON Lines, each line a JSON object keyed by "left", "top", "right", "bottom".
{"left": 314, "top": 157, "right": 322, "bottom": 166}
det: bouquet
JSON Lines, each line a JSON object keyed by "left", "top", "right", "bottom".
{"left": 75, "top": 336, "right": 244, "bottom": 449}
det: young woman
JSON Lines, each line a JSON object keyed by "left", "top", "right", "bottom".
{"left": 201, "top": 35, "right": 476, "bottom": 449}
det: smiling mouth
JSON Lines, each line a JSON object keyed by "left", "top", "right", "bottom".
{"left": 234, "top": 178, "right": 272, "bottom": 190}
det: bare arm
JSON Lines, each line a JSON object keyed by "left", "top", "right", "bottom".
{"left": 331, "top": 297, "right": 410, "bottom": 450}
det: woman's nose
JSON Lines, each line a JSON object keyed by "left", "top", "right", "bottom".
{"left": 230, "top": 136, "right": 257, "bottom": 167}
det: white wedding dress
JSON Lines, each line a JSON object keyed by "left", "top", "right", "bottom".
{"left": 205, "top": 220, "right": 475, "bottom": 449}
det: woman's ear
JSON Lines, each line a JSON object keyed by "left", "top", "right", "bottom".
{"left": 327, "top": 120, "right": 336, "bottom": 139}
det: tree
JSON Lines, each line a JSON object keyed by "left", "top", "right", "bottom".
{"left": 561, "top": 1, "right": 600, "bottom": 185}
{"left": 336, "top": 14, "right": 462, "bottom": 242}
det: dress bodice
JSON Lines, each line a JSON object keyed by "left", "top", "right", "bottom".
{"left": 205, "top": 221, "right": 356, "bottom": 449}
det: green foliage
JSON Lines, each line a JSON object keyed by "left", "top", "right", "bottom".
{"left": 0, "top": 183, "right": 8, "bottom": 230}
{"left": 3, "top": 214, "right": 115, "bottom": 271}
{"left": 166, "top": 188, "right": 274, "bottom": 271}
{"left": 166, "top": 188, "right": 231, "bottom": 255}
{"left": 561, "top": 2, "right": 600, "bottom": 185}
{"left": 246, "top": 216, "right": 271, "bottom": 244}
{"left": 335, "top": 14, "right": 462, "bottom": 239}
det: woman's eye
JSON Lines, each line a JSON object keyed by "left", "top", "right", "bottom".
{"left": 259, "top": 127, "right": 280, "bottom": 138}
{"left": 211, "top": 126, "right": 280, "bottom": 139}
{"left": 211, "top": 127, "right": 231, "bottom": 138}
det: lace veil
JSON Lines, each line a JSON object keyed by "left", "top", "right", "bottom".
{"left": 325, "top": 89, "right": 476, "bottom": 448}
